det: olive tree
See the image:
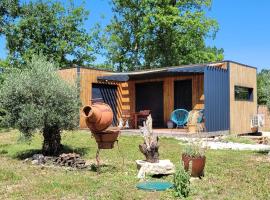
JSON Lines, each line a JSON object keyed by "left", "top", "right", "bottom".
{"left": 0, "top": 55, "right": 80, "bottom": 155}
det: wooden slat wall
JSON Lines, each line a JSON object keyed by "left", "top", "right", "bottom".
{"left": 59, "top": 68, "right": 123, "bottom": 129}
{"left": 122, "top": 74, "right": 204, "bottom": 126}
{"left": 79, "top": 68, "right": 119, "bottom": 128}
{"left": 229, "top": 63, "right": 257, "bottom": 134}
{"left": 58, "top": 68, "right": 77, "bottom": 85}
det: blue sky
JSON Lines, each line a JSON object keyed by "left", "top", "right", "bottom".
{"left": 0, "top": 0, "right": 269, "bottom": 70}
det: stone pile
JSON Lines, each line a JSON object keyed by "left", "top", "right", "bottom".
{"left": 30, "top": 153, "right": 87, "bottom": 169}
{"left": 54, "top": 153, "right": 86, "bottom": 169}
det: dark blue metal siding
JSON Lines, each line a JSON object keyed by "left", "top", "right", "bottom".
{"left": 204, "top": 67, "right": 230, "bottom": 132}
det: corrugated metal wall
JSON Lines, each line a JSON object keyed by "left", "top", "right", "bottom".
{"left": 204, "top": 67, "right": 230, "bottom": 132}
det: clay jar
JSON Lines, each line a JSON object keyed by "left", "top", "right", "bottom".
{"left": 82, "top": 102, "right": 113, "bottom": 133}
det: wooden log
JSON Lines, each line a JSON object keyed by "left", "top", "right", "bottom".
{"left": 139, "top": 115, "right": 159, "bottom": 163}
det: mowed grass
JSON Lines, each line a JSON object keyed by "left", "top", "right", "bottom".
{"left": 0, "top": 129, "right": 269, "bottom": 200}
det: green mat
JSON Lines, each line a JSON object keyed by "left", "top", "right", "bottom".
{"left": 136, "top": 181, "right": 173, "bottom": 191}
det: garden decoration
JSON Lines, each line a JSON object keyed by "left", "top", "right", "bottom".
{"left": 181, "top": 142, "right": 206, "bottom": 178}
{"left": 136, "top": 115, "right": 175, "bottom": 178}
{"left": 139, "top": 115, "right": 159, "bottom": 163}
{"left": 82, "top": 102, "right": 121, "bottom": 171}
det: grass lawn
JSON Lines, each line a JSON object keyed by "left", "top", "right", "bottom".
{"left": 0, "top": 129, "right": 269, "bottom": 200}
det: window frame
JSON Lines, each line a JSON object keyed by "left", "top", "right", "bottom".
{"left": 234, "top": 85, "right": 254, "bottom": 102}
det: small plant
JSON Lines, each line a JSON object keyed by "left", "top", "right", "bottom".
{"left": 174, "top": 162, "right": 190, "bottom": 198}
{"left": 182, "top": 142, "right": 206, "bottom": 158}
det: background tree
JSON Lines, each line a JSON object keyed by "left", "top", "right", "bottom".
{"left": 4, "top": 0, "right": 94, "bottom": 68}
{"left": 0, "top": 0, "right": 19, "bottom": 34}
{"left": 0, "top": 55, "right": 80, "bottom": 155}
{"left": 102, "top": 0, "right": 223, "bottom": 71}
{"left": 257, "top": 69, "right": 270, "bottom": 105}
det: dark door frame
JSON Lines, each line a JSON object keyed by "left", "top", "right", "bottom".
{"left": 135, "top": 81, "right": 164, "bottom": 128}
{"left": 174, "top": 79, "right": 193, "bottom": 111}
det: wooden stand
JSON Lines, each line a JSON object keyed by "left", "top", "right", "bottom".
{"left": 95, "top": 140, "right": 124, "bottom": 174}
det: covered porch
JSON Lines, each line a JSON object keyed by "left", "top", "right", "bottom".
{"left": 98, "top": 63, "right": 230, "bottom": 133}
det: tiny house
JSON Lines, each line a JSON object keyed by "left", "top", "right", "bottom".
{"left": 59, "top": 61, "right": 257, "bottom": 134}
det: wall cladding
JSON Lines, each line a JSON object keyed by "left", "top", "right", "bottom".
{"left": 204, "top": 67, "right": 230, "bottom": 132}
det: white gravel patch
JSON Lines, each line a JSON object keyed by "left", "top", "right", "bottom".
{"left": 201, "top": 141, "right": 270, "bottom": 151}
{"left": 177, "top": 137, "right": 270, "bottom": 151}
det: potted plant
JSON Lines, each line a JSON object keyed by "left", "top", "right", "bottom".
{"left": 181, "top": 142, "right": 206, "bottom": 178}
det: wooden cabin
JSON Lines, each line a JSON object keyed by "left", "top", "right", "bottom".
{"left": 59, "top": 61, "right": 257, "bottom": 134}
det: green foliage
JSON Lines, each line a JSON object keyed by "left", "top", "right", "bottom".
{"left": 4, "top": 0, "right": 94, "bottom": 68}
{"left": 0, "top": 55, "right": 80, "bottom": 138}
{"left": 101, "top": 0, "right": 224, "bottom": 71}
{"left": 183, "top": 142, "right": 206, "bottom": 157}
{"left": 257, "top": 69, "right": 270, "bottom": 105}
{"left": 0, "top": 0, "right": 19, "bottom": 34}
{"left": 174, "top": 162, "right": 191, "bottom": 198}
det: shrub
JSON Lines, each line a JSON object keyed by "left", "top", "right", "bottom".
{"left": 0, "top": 55, "right": 80, "bottom": 155}
{"left": 174, "top": 162, "right": 191, "bottom": 198}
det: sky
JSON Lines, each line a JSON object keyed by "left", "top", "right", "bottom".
{"left": 0, "top": 0, "right": 270, "bottom": 71}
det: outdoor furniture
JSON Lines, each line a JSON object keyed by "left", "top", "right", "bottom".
{"left": 133, "top": 110, "right": 151, "bottom": 129}
{"left": 170, "top": 109, "right": 189, "bottom": 128}
{"left": 187, "top": 109, "right": 205, "bottom": 133}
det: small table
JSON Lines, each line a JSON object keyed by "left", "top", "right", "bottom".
{"left": 133, "top": 111, "right": 150, "bottom": 129}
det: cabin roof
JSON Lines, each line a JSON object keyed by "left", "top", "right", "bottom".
{"left": 96, "top": 61, "right": 257, "bottom": 82}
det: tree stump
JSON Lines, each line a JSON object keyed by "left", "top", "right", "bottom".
{"left": 139, "top": 115, "right": 159, "bottom": 163}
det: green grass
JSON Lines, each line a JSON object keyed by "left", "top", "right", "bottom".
{"left": 0, "top": 130, "right": 269, "bottom": 199}
{"left": 221, "top": 135, "right": 256, "bottom": 144}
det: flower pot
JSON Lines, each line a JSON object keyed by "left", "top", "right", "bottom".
{"left": 188, "top": 124, "right": 197, "bottom": 133}
{"left": 93, "top": 127, "right": 120, "bottom": 149}
{"left": 251, "top": 126, "right": 258, "bottom": 133}
{"left": 182, "top": 154, "right": 206, "bottom": 177}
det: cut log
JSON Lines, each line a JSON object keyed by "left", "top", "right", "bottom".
{"left": 139, "top": 115, "right": 159, "bottom": 163}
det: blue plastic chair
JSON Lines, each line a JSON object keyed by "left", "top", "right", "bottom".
{"left": 170, "top": 109, "right": 189, "bottom": 128}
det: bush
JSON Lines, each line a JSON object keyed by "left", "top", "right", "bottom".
{"left": 0, "top": 55, "right": 80, "bottom": 155}
{"left": 174, "top": 162, "right": 191, "bottom": 198}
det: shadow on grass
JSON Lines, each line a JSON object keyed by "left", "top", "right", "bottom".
{"left": 255, "top": 150, "right": 269, "bottom": 155}
{"left": 14, "top": 145, "right": 90, "bottom": 160}
{"left": 89, "top": 163, "right": 117, "bottom": 173}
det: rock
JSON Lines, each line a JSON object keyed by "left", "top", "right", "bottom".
{"left": 136, "top": 160, "right": 175, "bottom": 179}
{"left": 31, "top": 160, "right": 39, "bottom": 165}
{"left": 32, "top": 154, "right": 45, "bottom": 164}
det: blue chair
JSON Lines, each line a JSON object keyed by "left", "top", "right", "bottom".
{"left": 170, "top": 109, "right": 189, "bottom": 128}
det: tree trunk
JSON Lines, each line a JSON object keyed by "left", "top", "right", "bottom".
{"left": 42, "top": 126, "right": 62, "bottom": 156}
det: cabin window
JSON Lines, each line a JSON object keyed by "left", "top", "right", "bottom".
{"left": 234, "top": 86, "right": 253, "bottom": 101}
